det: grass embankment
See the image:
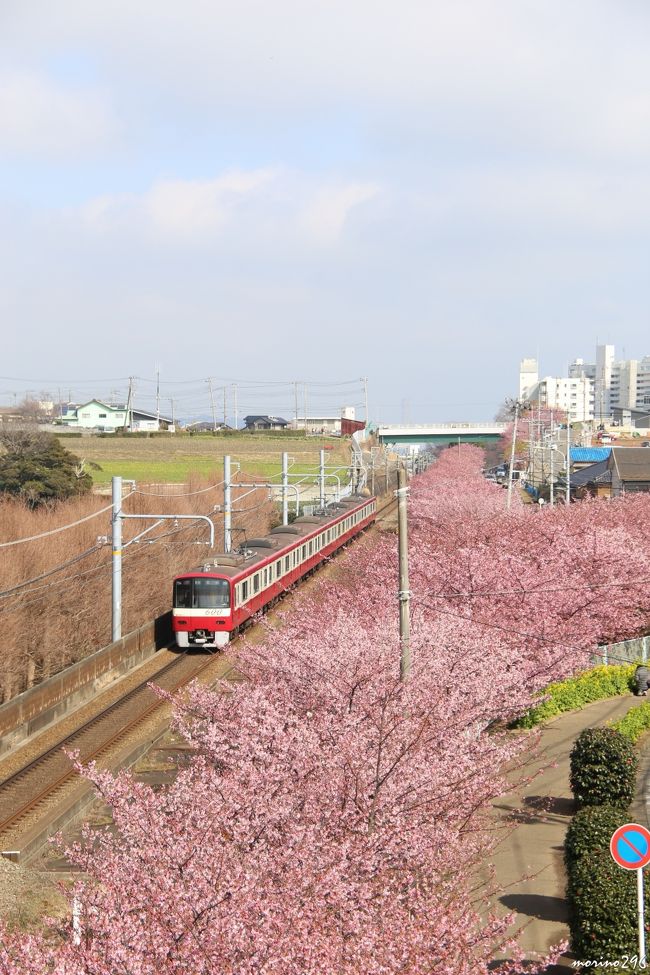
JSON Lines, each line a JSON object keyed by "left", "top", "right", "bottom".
{"left": 56, "top": 433, "right": 351, "bottom": 486}
{"left": 612, "top": 701, "right": 650, "bottom": 742}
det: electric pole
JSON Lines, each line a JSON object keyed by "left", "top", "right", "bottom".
{"left": 566, "top": 416, "right": 571, "bottom": 505}
{"left": 506, "top": 400, "right": 521, "bottom": 510}
{"left": 207, "top": 378, "right": 217, "bottom": 432}
{"left": 397, "top": 466, "right": 411, "bottom": 681}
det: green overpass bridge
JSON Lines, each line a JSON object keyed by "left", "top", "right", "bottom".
{"left": 377, "top": 422, "right": 507, "bottom": 447}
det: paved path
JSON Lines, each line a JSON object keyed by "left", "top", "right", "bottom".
{"left": 490, "top": 694, "right": 650, "bottom": 972}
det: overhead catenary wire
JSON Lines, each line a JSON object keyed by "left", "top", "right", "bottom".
{"left": 134, "top": 480, "right": 225, "bottom": 498}
{"left": 0, "top": 493, "right": 134, "bottom": 548}
{"left": 0, "top": 544, "right": 104, "bottom": 599}
{"left": 0, "top": 517, "right": 209, "bottom": 613}
{"left": 424, "top": 579, "right": 650, "bottom": 599}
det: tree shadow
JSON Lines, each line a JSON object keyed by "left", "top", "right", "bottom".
{"left": 500, "top": 893, "right": 568, "bottom": 924}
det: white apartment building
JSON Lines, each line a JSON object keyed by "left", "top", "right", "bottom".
{"left": 518, "top": 359, "right": 594, "bottom": 421}
{"left": 522, "top": 345, "right": 650, "bottom": 423}
{"left": 519, "top": 357, "right": 539, "bottom": 400}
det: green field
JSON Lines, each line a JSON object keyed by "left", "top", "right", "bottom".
{"left": 57, "top": 433, "right": 352, "bottom": 487}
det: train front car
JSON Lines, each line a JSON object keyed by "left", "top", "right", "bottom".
{"left": 172, "top": 572, "right": 233, "bottom": 649}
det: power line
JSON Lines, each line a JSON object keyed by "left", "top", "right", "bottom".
{"left": 424, "top": 578, "right": 650, "bottom": 599}
{"left": 0, "top": 496, "right": 132, "bottom": 549}
{"left": 0, "top": 544, "right": 103, "bottom": 599}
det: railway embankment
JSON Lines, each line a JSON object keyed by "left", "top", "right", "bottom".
{"left": 0, "top": 613, "right": 171, "bottom": 759}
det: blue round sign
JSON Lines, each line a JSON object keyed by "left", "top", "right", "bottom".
{"left": 610, "top": 824, "right": 650, "bottom": 870}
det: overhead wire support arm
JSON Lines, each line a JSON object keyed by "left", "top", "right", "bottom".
{"left": 111, "top": 475, "right": 215, "bottom": 642}
{"left": 119, "top": 513, "right": 215, "bottom": 549}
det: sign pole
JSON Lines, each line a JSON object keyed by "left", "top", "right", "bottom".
{"left": 636, "top": 867, "right": 645, "bottom": 965}
{"left": 610, "top": 823, "right": 650, "bottom": 964}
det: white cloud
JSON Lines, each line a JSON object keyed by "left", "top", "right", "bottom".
{"left": 299, "top": 183, "right": 381, "bottom": 245}
{"left": 80, "top": 169, "right": 382, "bottom": 246}
{"left": 0, "top": 71, "right": 116, "bottom": 155}
{"left": 81, "top": 169, "right": 276, "bottom": 237}
{"left": 6, "top": 1, "right": 650, "bottom": 161}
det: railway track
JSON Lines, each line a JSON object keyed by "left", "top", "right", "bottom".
{"left": 0, "top": 651, "right": 234, "bottom": 846}
{"left": 0, "top": 493, "right": 397, "bottom": 859}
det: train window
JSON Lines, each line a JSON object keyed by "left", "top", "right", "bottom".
{"left": 308, "top": 540, "right": 313, "bottom": 556}
{"left": 263, "top": 567, "right": 268, "bottom": 586}
{"left": 242, "top": 579, "right": 249, "bottom": 601}
{"left": 301, "top": 545, "right": 307, "bottom": 561}
{"left": 285, "top": 555, "right": 290, "bottom": 572}
{"left": 174, "top": 579, "right": 192, "bottom": 608}
{"left": 175, "top": 577, "right": 230, "bottom": 609}
{"left": 253, "top": 574, "right": 260, "bottom": 593}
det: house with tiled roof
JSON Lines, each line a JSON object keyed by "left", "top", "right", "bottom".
{"left": 570, "top": 460, "right": 612, "bottom": 499}
{"left": 608, "top": 447, "right": 650, "bottom": 496}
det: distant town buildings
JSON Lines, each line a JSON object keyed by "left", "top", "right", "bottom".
{"left": 519, "top": 345, "right": 650, "bottom": 422}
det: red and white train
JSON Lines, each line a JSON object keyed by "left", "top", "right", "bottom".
{"left": 172, "top": 494, "right": 377, "bottom": 649}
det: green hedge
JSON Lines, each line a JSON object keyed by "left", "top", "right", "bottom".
{"left": 514, "top": 664, "right": 636, "bottom": 729}
{"left": 612, "top": 701, "right": 650, "bottom": 743}
{"left": 565, "top": 808, "right": 648, "bottom": 969}
{"left": 569, "top": 728, "right": 637, "bottom": 809}
{"left": 568, "top": 848, "right": 650, "bottom": 967}
{"left": 564, "top": 804, "right": 629, "bottom": 873}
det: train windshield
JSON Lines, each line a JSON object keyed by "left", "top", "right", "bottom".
{"left": 174, "top": 578, "right": 230, "bottom": 609}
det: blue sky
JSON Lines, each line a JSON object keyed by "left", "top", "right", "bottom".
{"left": 2, "top": 1, "right": 650, "bottom": 423}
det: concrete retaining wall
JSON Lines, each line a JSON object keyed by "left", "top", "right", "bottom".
{"left": 0, "top": 612, "right": 172, "bottom": 756}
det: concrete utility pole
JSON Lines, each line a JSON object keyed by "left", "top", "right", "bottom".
{"left": 224, "top": 455, "right": 232, "bottom": 552}
{"left": 397, "top": 467, "right": 411, "bottom": 681}
{"left": 361, "top": 377, "right": 368, "bottom": 426}
{"left": 506, "top": 400, "right": 521, "bottom": 511}
{"left": 566, "top": 417, "right": 571, "bottom": 505}
{"left": 319, "top": 448, "right": 326, "bottom": 510}
{"left": 111, "top": 476, "right": 123, "bottom": 642}
{"left": 155, "top": 366, "right": 160, "bottom": 427}
{"left": 282, "top": 451, "right": 289, "bottom": 525}
{"left": 233, "top": 385, "right": 238, "bottom": 430}
{"left": 207, "top": 378, "right": 217, "bottom": 432}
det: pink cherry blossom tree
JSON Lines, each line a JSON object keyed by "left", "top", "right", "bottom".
{"left": 4, "top": 446, "right": 650, "bottom": 973}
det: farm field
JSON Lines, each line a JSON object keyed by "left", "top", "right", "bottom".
{"left": 55, "top": 433, "right": 352, "bottom": 486}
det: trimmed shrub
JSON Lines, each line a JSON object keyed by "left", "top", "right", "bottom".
{"left": 612, "top": 701, "right": 650, "bottom": 743}
{"left": 568, "top": 847, "right": 650, "bottom": 966}
{"left": 569, "top": 728, "right": 637, "bottom": 809}
{"left": 514, "top": 664, "right": 637, "bottom": 728}
{"left": 564, "top": 804, "right": 629, "bottom": 874}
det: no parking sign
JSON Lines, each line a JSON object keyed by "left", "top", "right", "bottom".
{"left": 610, "top": 823, "right": 650, "bottom": 964}
{"left": 611, "top": 824, "right": 650, "bottom": 871}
